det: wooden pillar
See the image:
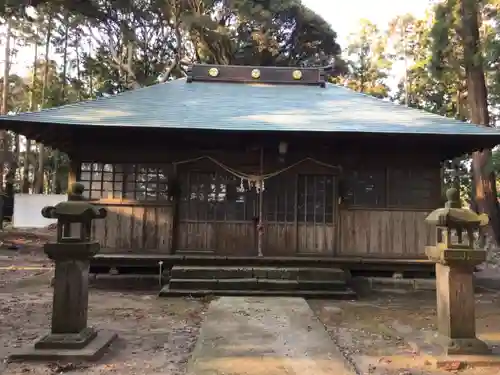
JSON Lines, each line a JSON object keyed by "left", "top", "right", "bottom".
{"left": 170, "top": 164, "right": 179, "bottom": 254}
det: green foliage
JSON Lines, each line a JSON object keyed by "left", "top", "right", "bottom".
{"left": 389, "top": 0, "right": 500, "bottom": 209}
{"left": 338, "top": 19, "right": 392, "bottom": 98}
{"left": 3, "top": 0, "right": 345, "bottom": 92}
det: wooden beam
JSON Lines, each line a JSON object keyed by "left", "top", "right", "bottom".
{"left": 170, "top": 164, "right": 179, "bottom": 254}
{"left": 188, "top": 64, "right": 325, "bottom": 86}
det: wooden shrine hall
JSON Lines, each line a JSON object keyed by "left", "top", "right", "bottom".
{"left": 2, "top": 64, "right": 500, "bottom": 296}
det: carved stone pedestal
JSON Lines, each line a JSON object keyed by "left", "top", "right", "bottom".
{"left": 9, "top": 331, "right": 117, "bottom": 362}
{"left": 424, "top": 187, "right": 492, "bottom": 358}
{"left": 9, "top": 246, "right": 117, "bottom": 362}
{"left": 434, "top": 262, "right": 490, "bottom": 355}
{"left": 8, "top": 184, "right": 117, "bottom": 362}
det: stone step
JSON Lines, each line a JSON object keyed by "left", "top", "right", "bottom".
{"left": 159, "top": 287, "right": 357, "bottom": 299}
{"left": 168, "top": 278, "right": 348, "bottom": 291}
{"left": 169, "top": 266, "right": 346, "bottom": 281}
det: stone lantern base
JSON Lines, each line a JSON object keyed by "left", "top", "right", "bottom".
{"left": 8, "top": 329, "right": 117, "bottom": 362}
{"left": 8, "top": 242, "right": 117, "bottom": 362}
{"left": 436, "top": 336, "right": 491, "bottom": 356}
{"left": 8, "top": 184, "right": 117, "bottom": 362}
{"left": 427, "top": 248, "right": 492, "bottom": 356}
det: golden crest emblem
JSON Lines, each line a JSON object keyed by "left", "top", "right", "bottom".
{"left": 292, "top": 70, "right": 303, "bottom": 80}
{"left": 208, "top": 67, "right": 219, "bottom": 77}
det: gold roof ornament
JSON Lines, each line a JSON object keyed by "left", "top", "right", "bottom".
{"left": 292, "top": 70, "right": 303, "bottom": 80}
{"left": 186, "top": 64, "right": 327, "bottom": 86}
{"left": 251, "top": 69, "right": 261, "bottom": 79}
{"left": 208, "top": 67, "right": 219, "bottom": 77}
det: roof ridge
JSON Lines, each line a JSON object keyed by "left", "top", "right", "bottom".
{"left": 187, "top": 64, "right": 326, "bottom": 87}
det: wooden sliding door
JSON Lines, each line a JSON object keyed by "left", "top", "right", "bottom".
{"left": 176, "top": 169, "right": 257, "bottom": 255}
{"left": 263, "top": 173, "right": 337, "bottom": 256}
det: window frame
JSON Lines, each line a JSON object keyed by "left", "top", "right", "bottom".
{"left": 342, "top": 166, "right": 440, "bottom": 210}
{"left": 264, "top": 173, "right": 336, "bottom": 224}
{"left": 178, "top": 170, "right": 256, "bottom": 222}
{"left": 386, "top": 167, "right": 438, "bottom": 209}
{"left": 341, "top": 168, "right": 387, "bottom": 208}
{"left": 79, "top": 163, "right": 170, "bottom": 202}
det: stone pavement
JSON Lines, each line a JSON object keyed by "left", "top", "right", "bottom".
{"left": 186, "top": 296, "right": 355, "bottom": 375}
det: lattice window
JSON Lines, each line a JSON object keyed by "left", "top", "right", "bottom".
{"left": 342, "top": 169, "right": 386, "bottom": 207}
{"left": 264, "top": 174, "right": 296, "bottom": 222}
{"left": 265, "top": 174, "right": 335, "bottom": 224}
{"left": 178, "top": 171, "right": 255, "bottom": 221}
{"left": 387, "top": 168, "right": 436, "bottom": 208}
{"left": 127, "top": 165, "right": 169, "bottom": 201}
{"left": 80, "top": 163, "right": 120, "bottom": 200}
{"left": 297, "top": 175, "right": 335, "bottom": 224}
{"left": 80, "top": 163, "right": 169, "bottom": 201}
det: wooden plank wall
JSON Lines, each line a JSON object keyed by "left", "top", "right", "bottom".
{"left": 264, "top": 223, "right": 335, "bottom": 256}
{"left": 339, "top": 209, "right": 435, "bottom": 258}
{"left": 91, "top": 203, "right": 173, "bottom": 253}
{"left": 177, "top": 222, "right": 256, "bottom": 255}
{"left": 93, "top": 206, "right": 433, "bottom": 258}
{"left": 177, "top": 222, "right": 336, "bottom": 256}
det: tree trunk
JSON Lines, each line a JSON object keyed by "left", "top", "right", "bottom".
{"left": 75, "top": 44, "right": 82, "bottom": 101}
{"left": 35, "top": 15, "right": 53, "bottom": 194}
{"left": 88, "top": 39, "right": 93, "bottom": 96}
{"left": 22, "top": 42, "right": 38, "bottom": 193}
{"left": 0, "top": 18, "right": 10, "bottom": 115}
{"left": 0, "top": 16, "right": 12, "bottom": 191}
{"left": 51, "top": 12, "right": 70, "bottom": 194}
{"left": 21, "top": 139, "right": 31, "bottom": 193}
{"left": 60, "top": 11, "right": 69, "bottom": 104}
{"left": 460, "top": 0, "right": 500, "bottom": 245}
{"left": 12, "top": 133, "right": 19, "bottom": 185}
{"left": 9, "top": 31, "right": 20, "bottom": 190}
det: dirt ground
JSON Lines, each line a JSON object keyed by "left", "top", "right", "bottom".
{"left": 0, "top": 232, "right": 53, "bottom": 291}
{"left": 0, "top": 229, "right": 208, "bottom": 375}
{"left": 1, "top": 228, "right": 500, "bottom": 375}
{"left": 0, "top": 290, "right": 207, "bottom": 375}
{"left": 311, "top": 292, "right": 500, "bottom": 375}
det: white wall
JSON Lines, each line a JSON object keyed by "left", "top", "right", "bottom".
{"left": 13, "top": 194, "right": 68, "bottom": 228}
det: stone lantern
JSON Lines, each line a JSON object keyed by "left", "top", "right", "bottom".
{"left": 10, "top": 183, "right": 117, "bottom": 362}
{"left": 425, "top": 187, "right": 490, "bottom": 356}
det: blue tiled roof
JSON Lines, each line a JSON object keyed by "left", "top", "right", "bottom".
{"left": 1, "top": 78, "right": 500, "bottom": 136}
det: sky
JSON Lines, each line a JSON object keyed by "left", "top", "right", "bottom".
{"left": 3, "top": 0, "right": 434, "bottom": 81}
{"left": 302, "top": 0, "right": 434, "bottom": 89}
{"left": 302, "top": 0, "right": 432, "bottom": 47}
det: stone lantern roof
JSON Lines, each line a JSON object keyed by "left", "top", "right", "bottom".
{"left": 41, "top": 183, "right": 107, "bottom": 223}
{"left": 425, "top": 187, "right": 488, "bottom": 228}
